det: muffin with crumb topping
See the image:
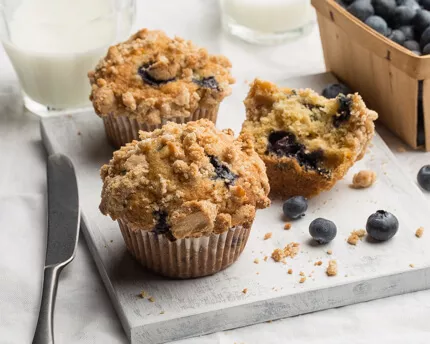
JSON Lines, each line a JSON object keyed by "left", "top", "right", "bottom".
{"left": 241, "top": 79, "right": 378, "bottom": 199}
{"left": 100, "top": 119, "right": 270, "bottom": 278}
{"left": 88, "top": 29, "right": 235, "bottom": 148}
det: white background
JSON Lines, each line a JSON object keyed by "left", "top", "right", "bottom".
{"left": 1, "top": 1, "right": 430, "bottom": 343}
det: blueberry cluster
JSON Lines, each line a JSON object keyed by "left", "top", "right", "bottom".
{"left": 337, "top": 0, "right": 430, "bottom": 55}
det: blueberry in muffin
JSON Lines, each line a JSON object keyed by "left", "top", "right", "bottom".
{"left": 99, "top": 119, "right": 270, "bottom": 278}
{"left": 241, "top": 79, "right": 378, "bottom": 199}
{"left": 89, "top": 29, "right": 235, "bottom": 148}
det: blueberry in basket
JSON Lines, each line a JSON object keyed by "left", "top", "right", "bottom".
{"left": 322, "top": 83, "right": 352, "bottom": 99}
{"left": 366, "top": 210, "right": 399, "bottom": 241}
{"left": 283, "top": 196, "right": 308, "bottom": 219}
{"left": 413, "top": 9, "right": 430, "bottom": 36}
{"left": 372, "top": 0, "right": 397, "bottom": 19}
{"left": 309, "top": 218, "right": 337, "bottom": 244}
{"left": 348, "top": 0, "right": 375, "bottom": 21}
{"left": 417, "top": 165, "right": 430, "bottom": 191}
{"left": 365, "top": 15, "right": 389, "bottom": 35}
{"left": 388, "top": 29, "right": 406, "bottom": 44}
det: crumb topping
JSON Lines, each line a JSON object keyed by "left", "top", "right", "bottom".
{"left": 347, "top": 229, "right": 366, "bottom": 245}
{"left": 416, "top": 227, "right": 424, "bottom": 238}
{"left": 352, "top": 170, "right": 377, "bottom": 189}
{"left": 89, "top": 29, "right": 235, "bottom": 123}
{"left": 326, "top": 260, "right": 337, "bottom": 276}
{"left": 100, "top": 119, "right": 270, "bottom": 239}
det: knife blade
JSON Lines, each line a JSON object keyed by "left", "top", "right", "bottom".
{"left": 33, "top": 153, "right": 80, "bottom": 344}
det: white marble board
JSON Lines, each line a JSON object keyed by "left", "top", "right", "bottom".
{"left": 41, "top": 73, "right": 430, "bottom": 344}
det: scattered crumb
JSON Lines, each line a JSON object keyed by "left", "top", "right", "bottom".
{"left": 314, "top": 260, "right": 323, "bottom": 266}
{"left": 347, "top": 229, "right": 366, "bottom": 245}
{"left": 77, "top": 131, "right": 81, "bottom": 136}
{"left": 284, "top": 223, "right": 292, "bottom": 230}
{"left": 299, "top": 276, "right": 306, "bottom": 283}
{"left": 409, "top": 264, "right": 415, "bottom": 268}
{"left": 326, "top": 260, "right": 338, "bottom": 276}
{"left": 396, "top": 146, "right": 406, "bottom": 153}
{"left": 271, "top": 242, "right": 300, "bottom": 262}
{"left": 110, "top": 239, "right": 113, "bottom": 243}
{"left": 254, "top": 258, "right": 260, "bottom": 264}
{"left": 264, "top": 256, "right": 268, "bottom": 262}
{"left": 264, "top": 232, "right": 272, "bottom": 240}
{"left": 266, "top": 320, "right": 272, "bottom": 323}
{"left": 256, "top": 272, "right": 260, "bottom": 275}
{"left": 148, "top": 297, "right": 155, "bottom": 303}
{"left": 288, "top": 269, "right": 293, "bottom": 274}
{"left": 160, "top": 311, "right": 165, "bottom": 314}
{"left": 416, "top": 227, "right": 424, "bottom": 238}
{"left": 139, "top": 290, "right": 147, "bottom": 298}
{"left": 242, "top": 288, "right": 248, "bottom": 294}
{"left": 327, "top": 250, "right": 333, "bottom": 255}
{"left": 281, "top": 258, "right": 287, "bottom": 265}
{"left": 351, "top": 170, "right": 377, "bottom": 189}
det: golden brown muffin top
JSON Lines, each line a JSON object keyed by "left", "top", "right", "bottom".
{"left": 241, "top": 79, "right": 378, "bottom": 172}
{"left": 89, "top": 29, "right": 235, "bottom": 125}
{"left": 99, "top": 119, "right": 270, "bottom": 239}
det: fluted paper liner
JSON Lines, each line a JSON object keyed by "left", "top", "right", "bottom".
{"left": 103, "top": 105, "right": 219, "bottom": 148}
{"left": 118, "top": 219, "right": 251, "bottom": 279}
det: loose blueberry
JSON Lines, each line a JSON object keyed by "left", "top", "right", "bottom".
{"left": 417, "top": 165, "right": 430, "bottom": 190}
{"left": 372, "top": 0, "right": 397, "bottom": 19}
{"left": 309, "top": 218, "right": 337, "bottom": 244}
{"left": 365, "top": 15, "right": 389, "bottom": 35}
{"left": 366, "top": 210, "right": 399, "bottom": 241}
{"left": 348, "top": 0, "right": 375, "bottom": 21}
{"left": 403, "top": 39, "right": 421, "bottom": 50}
{"left": 388, "top": 29, "right": 406, "bottom": 44}
{"left": 414, "top": 9, "right": 430, "bottom": 36}
{"left": 391, "top": 6, "right": 416, "bottom": 28}
{"left": 282, "top": 196, "right": 308, "bottom": 219}
{"left": 322, "top": 83, "right": 352, "bottom": 99}
{"left": 399, "top": 25, "right": 416, "bottom": 40}
{"left": 209, "top": 155, "right": 237, "bottom": 186}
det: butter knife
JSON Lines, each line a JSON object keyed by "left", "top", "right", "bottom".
{"left": 32, "top": 154, "right": 80, "bottom": 344}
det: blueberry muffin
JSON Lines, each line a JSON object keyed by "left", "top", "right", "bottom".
{"left": 100, "top": 119, "right": 270, "bottom": 278}
{"left": 241, "top": 79, "right": 378, "bottom": 199}
{"left": 88, "top": 29, "right": 235, "bottom": 148}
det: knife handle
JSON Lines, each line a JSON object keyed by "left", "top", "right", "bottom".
{"left": 32, "top": 265, "right": 64, "bottom": 344}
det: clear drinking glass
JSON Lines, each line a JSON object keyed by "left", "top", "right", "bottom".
{"left": 220, "top": 0, "right": 314, "bottom": 45}
{"left": 0, "top": 0, "right": 136, "bottom": 117}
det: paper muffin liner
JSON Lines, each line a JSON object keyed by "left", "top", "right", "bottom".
{"left": 103, "top": 104, "right": 220, "bottom": 148}
{"left": 117, "top": 219, "right": 251, "bottom": 279}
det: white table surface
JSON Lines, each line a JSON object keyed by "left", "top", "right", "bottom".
{"left": 1, "top": 1, "right": 430, "bottom": 343}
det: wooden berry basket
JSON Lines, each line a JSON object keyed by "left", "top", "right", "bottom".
{"left": 312, "top": 0, "right": 430, "bottom": 150}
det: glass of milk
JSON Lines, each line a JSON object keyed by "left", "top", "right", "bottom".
{"left": 0, "top": 0, "right": 136, "bottom": 116}
{"left": 220, "top": 0, "right": 314, "bottom": 45}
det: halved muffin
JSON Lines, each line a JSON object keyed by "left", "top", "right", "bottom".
{"left": 241, "top": 79, "right": 378, "bottom": 199}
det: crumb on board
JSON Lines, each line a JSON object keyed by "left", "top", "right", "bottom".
{"left": 314, "top": 260, "right": 323, "bottom": 266}
{"left": 271, "top": 242, "right": 300, "bottom": 262}
{"left": 256, "top": 272, "right": 260, "bottom": 275}
{"left": 264, "top": 256, "right": 268, "bottom": 262}
{"left": 396, "top": 146, "right": 406, "bottom": 153}
{"left": 77, "top": 131, "right": 82, "bottom": 136}
{"left": 409, "top": 264, "right": 415, "bottom": 268}
{"left": 254, "top": 258, "right": 260, "bottom": 264}
{"left": 326, "top": 260, "right": 338, "bottom": 276}
{"left": 347, "top": 229, "right": 366, "bottom": 245}
{"left": 288, "top": 269, "right": 293, "bottom": 274}
{"left": 148, "top": 297, "right": 155, "bottom": 303}
{"left": 299, "top": 276, "right": 306, "bottom": 283}
{"left": 284, "top": 223, "right": 292, "bottom": 230}
{"left": 110, "top": 239, "right": 113, "bottom": 243}
{"left": 327, "top": 249, "right": 333, "bottom": 255}
{"left": 139, "top": 290, "right": 147, "bottom": 298}
{"left": 264, "top": 232, "right": 272, "bottom": 240}
{"left": 351, "top": 170, "right": 377, "bottom": 189}
{"left": 416, "top": 227, "right": 424, "bottom": 238}
{"left": 242, "top": 288, "right": 248, "bottom": 294}
{"left": 160, "top": 311, "right": 165, "bottom": 314}
{"left": 299, "top": 271, "right": 305, "bottom": 276}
